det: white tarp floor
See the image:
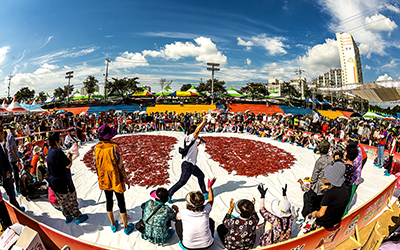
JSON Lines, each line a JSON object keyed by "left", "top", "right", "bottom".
{"left": 0, "top": 132, "right": 396, "bottom": 250}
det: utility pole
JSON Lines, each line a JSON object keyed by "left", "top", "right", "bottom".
{"left": 294, "top": 67, "right": 305, "bottom": 100}
{"left": 207, "top": 63, "right": 220, "bottom": 104}
{"left": 7, "top": 73, "right": 13, "bottom": 99}
{"left": 65, "top": 71, "right": 74, "bottom": 105}
{"left": 104, "top": 56, "right": 110, "bottom": 102}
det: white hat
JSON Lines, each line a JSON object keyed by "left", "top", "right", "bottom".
{"left": 33, "top": 145, "right": 41, "bottom": 154}
{"left": 271, "top": 199, "right": 291, "bottom": 218}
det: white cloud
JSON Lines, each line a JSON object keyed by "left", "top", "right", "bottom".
{"left": 37, "top": 36, "right": 53, "bottom": 51}
{"left": 365, "top": 14, "right": 397, "bottom": 32}
{"left": 111, "top": 51, "right": 149, "bottom": 69}
{"left": 365, "top": 65, "right": 371, "bottom": 70}
{"left": 317, "top": 0, "right": 397, "bottom": 57}
{"left": 237, "top": 37, "right": 254, "bottom": 51}
{"left": 142, "top": 37, "right": 227, "bottom": 65}
{"left": 30, "top": 46, "right": 97, "bottom": 65}
{"left": 252, "top": 34, "right": 288, "bottom": 55}
{"left": 246, "top": 58, "right": 251, "bottom": 65}
{"left": 376, "top": 73, "right": 393, "bottom": 81}
{"left": 298, "top": 38, "right": 340, "bottom": 76}
{"left": 0, "top": 46, "right": 11, "bottom": 65}
{"left": 33, "top": 63, "right": 59, "bottom": 75}
{"left": 382, "top": 59, "right": 397, "bottom": 68}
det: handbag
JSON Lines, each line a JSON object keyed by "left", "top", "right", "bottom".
{"left": 135, "top": 204, "right": 163, "bottom": 233}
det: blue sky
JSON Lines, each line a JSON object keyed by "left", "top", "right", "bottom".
{"left": 1, "top": 0, "right": 400, "bottom": 98}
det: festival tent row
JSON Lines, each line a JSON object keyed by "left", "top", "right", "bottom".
{"left": 6, "top": 97, "right": 29, "bottom": 115}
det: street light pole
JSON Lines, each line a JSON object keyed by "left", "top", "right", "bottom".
{"left": 104, "top": 56, "right": 110, "bottom": 102}
{"left": 65, "top": 71, "right": 74, "bottom": 105}
{"left": 294, "top": 67, "right": 305, "bottom": 100}
{"left": 207, "top": 62, "right": 220, "bottom": 104}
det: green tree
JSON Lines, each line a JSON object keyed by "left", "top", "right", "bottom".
{"left": 196, "top": 79, "right": 226, "bottom": 94}
{"left": 240, "top": 83, "right": 268, "bottom": 98}
{"left": 281, "top": 82, "right": 299, "bottom": 98}
{"left": 106, "top": 77, "right": 141, "bottom": 101}
{"left": 64, "top": 85, "right": 74, "bottom": 99}
{"left": 83, "top": 75, "right": 99, "bottom": 101}
{"left": 38, "top": 91, "right": 47, "bottom": 102}
{"left": 54, "top": 87, "right": 64, "bottom": 100}
{"left": 180, "top": 84, "right": 192, "bottom": 91}
{"left": 15, "top": 87, "right": 35, "bottom": 102}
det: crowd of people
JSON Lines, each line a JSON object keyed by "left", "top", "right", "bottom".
{"left": 0, "top": 106, "right": 398, "bottom": 249}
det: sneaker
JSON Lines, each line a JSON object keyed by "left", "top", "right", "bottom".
{"left": 15, "top": 190, "right": 21, "bottom": 195}
{"left": 19, "top": 206, "right": 25, "bottom": 212}
{"left": 384, "top": 171, "right": 391, "bottom": 176}
{"left": 167, "top": 197, "right": 173, "bottom": 204}
{"left": 111, "top": 220, "right": 118, "bottom": 233}
{"left": 124, "top": 223, "right": 135, "bottom": 235}
{"left": 203, "top": 192, "right": 209, "bottom": 200}
{"left": 65, "top": 216, "right": 74, "bottom": 224}
{"left": 75, "top": 214, "right": 89, "bottom": 225}
{"left": 179, "top": 241, "right": 188, "bottom": 250}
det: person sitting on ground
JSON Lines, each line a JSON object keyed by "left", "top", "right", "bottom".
{"left": 257, "top": 184, "right": 294, "bottom": 247}
{"left": 64, "top": 131, "right": 78, "bottom": 149}
{"left": 20, "top": 163, "right": 47, "bottom": 200}
{"left": 301, "top": 140, "right": 333, "bottom": 218}
{"left": 30, "top": 146, "right": 41, "bottom": 177}
{"left": 36, "top": 153, "right": 47, "bottom": 182}
{"left": 42, "top": 138, "right": 50, "bottom": 157}
{"left": 140, "top": 187, "right": 178, "bottom": 245}
{"left": 175, "top": 179, "right": 216, "bottom": 250}
{"left": 310, "top": 162, "right": 349, "bottom": 229}
{"left": 217, "top": 198, "right": 259, "bottom": 250}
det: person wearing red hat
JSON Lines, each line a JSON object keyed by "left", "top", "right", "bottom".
{"left": 94, "top": 124, "right": 134, "bottom": 235}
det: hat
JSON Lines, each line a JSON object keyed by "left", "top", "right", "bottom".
{"left": 347, "top": 134, "right": 359, "bottom": 145}
{"left": 324, "top": 162, "right": 345, "bottom": 187}
{"left": 303, "top": 133, "right": 308, "bottom": 138}
{"left": 24, "top": 150, "right": 32, "bottom": 156}
{"left": 150, "top": 190, "right": 159, "bottom": 200}
{"left": 9, "top": 122, "right": 16, "bottom": 129}
{"left": 271, "top": 199, "right": 292, "bottom": 218}
{"left": 33, "top": 146, "right": 41, "bottom": 154}
{"left": 97, "top": 124, "right": 117, "bottom": 140}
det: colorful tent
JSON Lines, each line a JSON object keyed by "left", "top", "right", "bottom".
{"left": 130, "top": 91, "right": 153, "bottom": 97}
{"left": 169, "top": 91, "right": 198, "bottom": 97}
{"left": 155, "top": 86, "right": 174, "bottom": 96}
{"left": 6, "top": 97, "right": 29, "bottom": 114}
{"left": 70, "top": 90, "right": 85, "bottom": 100}
{"left": 91, "top": 90, "right": 104, "bottom": 99}
{"left": 224, "top": 87, "right": 242, "bottom": 97}
{"left": 2, "top": 99, "right": 8, "bottom": 109}
{"left": 0, "top": 107, "right": 9, "bottom": 116}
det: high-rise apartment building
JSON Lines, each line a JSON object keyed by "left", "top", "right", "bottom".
{"left": 312, "top": 69, "right": 342, "bottom": 86}
{"left": 336, "top": 32, "right": 363, "bottom": 85}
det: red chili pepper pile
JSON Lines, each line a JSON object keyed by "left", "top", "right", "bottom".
{"left": 203, "top": 137, "right": 296, "bottom": 177}
{"left": 82, "top": 135, "right": 177, "bottom": 188}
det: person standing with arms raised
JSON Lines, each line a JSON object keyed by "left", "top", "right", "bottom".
{"left": 169, "top": 116, "right": 208, "bottom": 201}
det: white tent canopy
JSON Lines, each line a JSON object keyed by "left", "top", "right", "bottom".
{"left": 2, "top": 99, "right": 8, "bottom": 109}
{"left": 319, "top": 80, "right": 400, "bottom": 102}
{"left": 6, "top": 97, "right": 29, "bottom": 114}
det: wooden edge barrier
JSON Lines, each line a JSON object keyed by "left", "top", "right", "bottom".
{"left": 4, "top": 201, "right": 120, "bottom": 250}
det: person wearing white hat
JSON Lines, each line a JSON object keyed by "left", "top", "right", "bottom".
{"left": 257, "top": 184, "right": 293, "bottom": 247}
{"left": 310, "top": 162, "right": 349, "bottom": 229}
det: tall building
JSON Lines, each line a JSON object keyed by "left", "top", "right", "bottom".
{"left": 336, "top": 32, "right": 363, "bottom": 85}
{"left": 312, "top": 69, "right": 342, "bottom": 86}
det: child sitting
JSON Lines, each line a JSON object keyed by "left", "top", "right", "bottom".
{"left": 20, "top": 163, "right": 47, "bottom": 200}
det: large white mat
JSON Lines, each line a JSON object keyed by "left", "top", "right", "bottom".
{"left": 2, "top": 132, "right": 395, "bottom": 250}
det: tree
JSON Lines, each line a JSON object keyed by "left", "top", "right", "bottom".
{"left": 281, "top": 82, "right": 299, "bottom": 98}
{"left": 196, "top": 79, "right": 227, "bottom": 94}
{"left": 83, "top": 75, "right": 99, "bottom": 101}
{"left": 15, "top": 87, "right": 35, "bottom": 102}
{"left": 106, "top": 77, "right": 141, "bottom": 101}
{"left": 159, "top": 78, "right": 172, "bottom": 91}
{"left": 64, "top": 85, "right": 74, "bottom": 98}
{"left": 38, "top": 91, "right": 47, "bottom": 102}
{"left": 240, "top": 83, "right": 269, "bottom": 98}
{"left": 180, "top": 84, "right": 192, "bottom": 91}
{"left": 54, "top": 87, "right": 64, "bottom": 100}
